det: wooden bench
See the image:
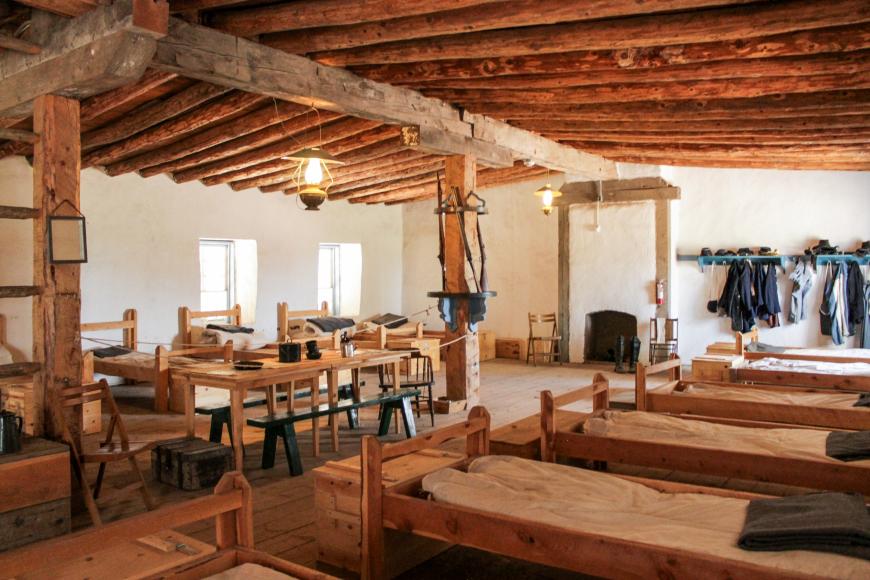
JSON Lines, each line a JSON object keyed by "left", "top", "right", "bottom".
{"left": 247, "top": 388, "right": 421, "bottom": 476}
{"left": 195, "top": 383, "right": 360, "bottom": 445}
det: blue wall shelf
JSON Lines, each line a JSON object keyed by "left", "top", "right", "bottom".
{"left": 677, "top": 254, "right": 869, "bottom": 271}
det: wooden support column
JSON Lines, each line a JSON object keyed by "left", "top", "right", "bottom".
{"left": 654, "top": 199, "right": 673, "bottom": 318}
{"left": 443, "top": 155, "right": 480, "bottom": 407}
{"left": 32, "top": 94, "right": 82, "bottom": 439}
{"left": 557, "top": 206, "right": 570, "bottom": 363}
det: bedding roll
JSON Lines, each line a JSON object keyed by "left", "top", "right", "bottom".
{"left": 307, "top": 317, "right": 355, "bottom": 333}
{"left": 205, "top": 323, "right": 254, "bottom": 334}
{"left": 92, "top": 346, "right": 133, "bottom": 358}
{"left": 826, "top": 431, "right": 870, "bottom": 462}
{"left": 855, "top": 393, "right": 870, "bottom": 408}
{"left": 371, "top": 313, "right": 409, "bottom": 329}
{"left": 738, "top": 493, "right": 870, "bottom": 560}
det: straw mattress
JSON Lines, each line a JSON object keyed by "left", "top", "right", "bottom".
{"left": 677, "top": 383, "right": 867, "bottom": 410}
{"left": 748, "top": 357, "right": 870, "bottom": 376}
{"left": 422, "top": 455, "right": 870, "bottom": 579}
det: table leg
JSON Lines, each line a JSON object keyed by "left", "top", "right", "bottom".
{"left": 311, "top": 377, "right": 320, "bottom": 457}
{"left": 286, "top": 381, "right": 295, "bottom": 414}
{"left": 184, "top": 379, "right": 195, "bottom": 438}
{"left": 328, "top": 370, "right": 339, "bottom": 452}
{"left": 351, "top": 368, "right": 361, "bottom": 402}
{"left": 230, "top": 388, "right": 245, "bottom": 471}
{"left": 392, "top": 361, "right": 401, "bottom": 434}
{"left": 266, "top": 385, "right": 276, "bottom": 415}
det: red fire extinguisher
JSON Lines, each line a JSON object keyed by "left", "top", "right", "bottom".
{"left": 656, "top": 279, "right": 666, "bottom": 305}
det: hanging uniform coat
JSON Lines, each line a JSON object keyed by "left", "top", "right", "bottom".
{"left": 846, "top": 261, "right": 866, "bottom": 337}
{"left": 718, "top": 261, "right": 755, "bottom": 332}
{"left": 788, "top": 257, "right": 814, "bottom": 324}
{"left": 821, "top": 262, "right": 850, "bottom": 345}
{"left": 753, "top": 264, "right": 782, "bottom": 328}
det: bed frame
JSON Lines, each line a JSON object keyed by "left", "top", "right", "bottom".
{"left": 730, "top": 364, "right": 870, "bottom": 392}
{"left": 543, "top": 379, "right": 870, "bottom": 496}
{"left": 360, "top": 402, "right": 830, "bottom": 580}
{"left": 82, "top": 310, "right": 233, "bottom": 412}
{"left": 178, "top": 304, "right": 243, "bottom": 347}
{"left": 638, "top": 358, "right": 869, "bottom": 430}
{"left": 277, "top": 301, "right": 342, "bottom": 349}
{"left": 710, "top": 328, "right": 870, "bottom": 364}
{"left": 0, "top": 472, "right": 333, "bottom": 579}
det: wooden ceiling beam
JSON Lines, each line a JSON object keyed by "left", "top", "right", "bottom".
{"left": 170, "top": 1, "right": 252, "bottom": 13}
{"left": 328, "top": 163, "right": 445, "bottom": 199}
{"left": 151, "top": 18, "right": 615, "bottom": 177}
{"left": 106, "top": 100, "right": 309, "bottom": 176}
{"left": 407, "top": 52, "right": 870, "bottom": 90}
{"left": 218, "top": 124, "right": 400, "bottom": 188}
{"left": 470, "top": 90, "right": 870, "bottom": 122}
{"left": 351, "top": 24, "right": 870, "bottom": 83}
{"left": 82, "top": 90, "right": 264, "bottom": 168}
{"left": 572, "top": 142, "right": 870, "bottom": 161}
{"left": 330, "top": 152, "right": 440, "bottom": 188}
{"left": 0, "top": 33, "right": 41, "bottom": 54}
{"left": 79, "top": 69, "right": 177, "bottom": 124}
{"left": 347, "top": 179, "right": 439, "bottom": 204}
{"left": 553, "top": 129, "right": 870, "bottom": 146}
{"left": 208, "top": 0, "right": 502, "bottom": 37}
{"left": 12, "top": 0, "right": 98, "bottom": 17}
{"left": 82, "top": 82, "right": 230, "bottom": 150}
{"left": 585, "top": 155, "right": 870, "bottom": 171}
{"left": 422, "top": 72, "right": 870, "bottom": 104}
{"left": 512, "top": 115, "right": 870, "bottom": 133}
{"left": 262, "top": 0, "right": 755, "bottom": 54}
{"left": 175, "top": 117, "right": 380, "bottom": 184}
{"left": 0, "top": 127, "right": 36, "bottom": 142}
{"left": 0, "top": 0, "right": 168, "bottom": 117}
{"left": 313, "top": 0, "right": 870, "bottom": 66}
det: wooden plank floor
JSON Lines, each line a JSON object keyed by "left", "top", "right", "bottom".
{"left": 77, "top": 360, "right": 640, "bottom": 571}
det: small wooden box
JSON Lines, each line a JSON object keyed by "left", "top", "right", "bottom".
{"left": 315, "top": 450, "right": 463, "bottom": 576}
{"left": 478, "top": 330, "right": 496, "bottom": 361}
{"left": 151, "top": 438, "right": 234, "bottom": 491}
{"left": 495, "top": 337, "right": 528, "bottom": 361}
{"left": 692, "top": 355, "right": 744, "bottom": 381}
{"left": 0, "top": 437, "right": 70, "bottom": 552}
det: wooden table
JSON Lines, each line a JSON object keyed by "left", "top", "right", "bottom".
{"left": 171, "top": 349, "right": 410, "bottom": 470}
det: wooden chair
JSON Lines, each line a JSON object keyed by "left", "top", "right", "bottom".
{"left": 527, "top": 312, "right": 561, "bottom": 366}
{"left": 53, "top": 379, "right": 156, "bottom": 526}
{"left": 378, "top": 352, "right": 435, "bottom": 426}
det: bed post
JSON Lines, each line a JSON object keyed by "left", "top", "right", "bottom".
{"left": 635, "top": 362, "right": 647, "bottom": 411}
{"left": 154, "top": 346, "right": 169, "bottom": 413}
{"left": 377, "top": 324, "right": 388, "bottom": 349}
{"left": 414, "top": 322, "right": 424, "bottom": 339}
{"left": 232, "top": 304, "right": 242, "bottom": 326}
{"left": 360, "top": 436, "right": 384, "bottom": 580}
{"left": 540, "top": 390, "right": 555, "bottom": 463}
{"left": 670, "top": 353, "right": 682, "bottom": 381}
{"left": 178, "top": 307, "right": 191, "bottom": 346}
{"left": 466, "top": 406, "right": 490, "bottom": 458}
{"left": 592, "top": 373, "right": 610, "bottom": 410}
{"left": 331, "top": 330, "right": 341, "bottom": 350}
{"left": 213, "top": 472, "right": 254, "bottom": 549}
{"left": 123, "top": 309, "right": 137, "bottom": 351}
{"left": 222, "top": 340, "right": 234, "bottom": 362}
{"left": 320, "top": 301, "right": 329, "bottom": 316}
{"left": 277, "top": 302, "right": 288, "bottom": 342}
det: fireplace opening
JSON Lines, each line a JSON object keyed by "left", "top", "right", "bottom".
{"left": 584, "top": 310, "right": 638, "bottom": 363}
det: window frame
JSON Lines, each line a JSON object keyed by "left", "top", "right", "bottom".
{"left": 318, "top": 243, "right": 341, "bottom": 315}
{"left": 199, "top": 238, "right": 236, "bottom": 315}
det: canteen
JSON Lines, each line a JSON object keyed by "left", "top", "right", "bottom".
{"left": 0, "top": 410, "right": 23, "bottom": 454}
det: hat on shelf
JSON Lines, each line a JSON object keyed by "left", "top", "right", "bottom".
{"left": 810, "top": 239, "right": 839, "bottom": 255}
{"left": 758, "top": 247, "right": 779, "bottom": 256}
{"left": 737, "top": 247, "right": 754, "bottom": 256}
{"left": 700, "top": 247, "right": 713, "bottom": 256}
{"left": 859, "top": 241, "right": 870, "bottom": 250}
{"left": 715, "top": 249, "right": 736, "bottom": 256}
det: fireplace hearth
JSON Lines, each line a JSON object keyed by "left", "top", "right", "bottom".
{"left": 584, "top": 310, "right": 638, "bottom": 363}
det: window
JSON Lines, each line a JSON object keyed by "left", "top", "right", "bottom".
{"left": 200, "top": 239, "right": 235, "bottom": 314}
{"left": 318, "top": 243, "right": 362, "bottom": 317}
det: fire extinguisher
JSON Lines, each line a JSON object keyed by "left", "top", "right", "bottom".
{"left": 656, "top": 279, "right": 666, "bottom": 305}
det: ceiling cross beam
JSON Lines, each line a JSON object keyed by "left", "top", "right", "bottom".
{"left": 552, "top": 177, "right": 681, "bottom": 206}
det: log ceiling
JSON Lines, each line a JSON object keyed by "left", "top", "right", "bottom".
{"left": 0, "top": 0, "right": 866, "bottom": 206}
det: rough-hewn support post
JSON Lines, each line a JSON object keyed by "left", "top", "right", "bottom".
{"left": 444, "top": 155, "right": 481, "bottom": 407}
{"left": 32, "top": 94, "right": 82, "bottom": 439}
{"left": 654, "top": 199, "right": 673, "bottom": 318}
{"left": 557, "top": 206, "right": 570, "bottom": 362}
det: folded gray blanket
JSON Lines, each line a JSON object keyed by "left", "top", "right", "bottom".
{"left": 206, "top": 323, "right": 254, "bottom": 334}
{"left": 826, "top": 431, "right": 870, "bottom": 462}
{"left": 308, "top": 317, "right": 355, "bottom": 332}
{"left": 92, "top": 346, "right": 132, "bottom": 358}
{"left": 745, "top": 342, "right": 787, "bottom": 353}
{"left": 738, "top": 492, "right": 870, "bottom": 560}
{"left": 371, "top": 313, "right": 408, "bottom": 329}
{"left": 855, "top": 393, "right": 870, "bottom": 408}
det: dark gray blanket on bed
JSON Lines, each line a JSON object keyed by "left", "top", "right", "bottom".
{"left": 745, "top": 342, "right": 787, "bottom": 353}
{"left": 92, "top": 346, "right": 133, "bottom": 358}
{"left": 826, "top": 431, "right": 870, "bottom": 462}
{"left": 308, "top": 317, "right": 355, "bottom": 332}
{"left": 371, "top": 313, "right": 409, "bottom": 329}
{"left": 738, "top": 493, "right": 870, "bottom": 560}
{"left": 206, "top": 323, "right": 254, "bottom": 334}
{"left": 855, "top": 393, "right": 870, "bottom": 408}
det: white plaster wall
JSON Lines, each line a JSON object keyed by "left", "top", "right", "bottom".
{"left": 0, "top": 157, "right": 403, "bottom": 360}
{"left": 568, "top": 202, "right": 657, "bottom": 362}
{"left": 666, "top": 166, "right": 870, "bottom": 360}
{"left": 402, "top": 175, "right": 560, "bottom": 339}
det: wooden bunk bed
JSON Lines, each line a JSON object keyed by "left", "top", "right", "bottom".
{"left": 360, "top": 402, "right": 870, "bottom": 580}
{"left": 544, "top": 378, "right": 870, "bottom": 495}
{"left": 81, "top": 310, "right": 233, "bottom": 412}
{"left": 0, "top": 472, "right": 333, "bottom": 579}
{"left": 277, "top": 301, "right": 342, "bottom": 349}
{"left": 637, "top": 358, "right": 870, "bottom": 430}
{"left": 708, "top": 328, "right": 870, "bottom": 364}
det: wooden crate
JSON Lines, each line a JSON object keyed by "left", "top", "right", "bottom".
{"left": 0, "top": 437, "right": 70, "bottom": 552}
{"left": 495, "top": 337, "right": 528, "bottom": 361}
{"left": 151, "top": 438, "right": 234, "bottom": 491}
{"left": 478, "top": 330, "right": 496, "bottom": 361}
{"left": 315, "top": 449, "right": 464, "bottom": 576}
{"left": 691, "top": 355, "right": 744, "bottom": 381}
